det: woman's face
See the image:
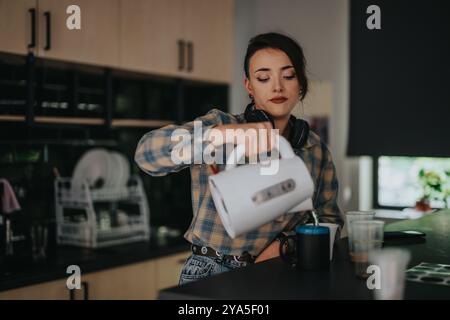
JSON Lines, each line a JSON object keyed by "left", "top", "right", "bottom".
{"left": 245, "top": 48, "right": 301, "bottom": 119}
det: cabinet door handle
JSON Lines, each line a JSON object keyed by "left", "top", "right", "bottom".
{"left": 177, "top": 40, "right": 185, "bottom": 71}
{"left": 69, "top": 289, "right": 75, "bottom": 300}
{"left": 187, "top": 42, "right": 193, "bottom": 72}
{"left": 28, "top": 8, "right": 36, "bottom": 49}
{"left": 44, "top": 11, "right": 51, "bottom": 50}
{"left": 68, "top": 282, "right": 89, "bottom": 300}
{"left": 82, "top": 281, "right": 89, "bottom": 300}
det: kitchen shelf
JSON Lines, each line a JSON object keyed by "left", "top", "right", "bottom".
{"left": 34, "top": 116, "right": 104, "bottom": 126}
{"left": 0, "top": 79, "right": 27, "bottom": 86}
{"left": 111, "top": 119, "right": 174, "bottom": 128}
{"left": 78, "top": 87, "right": 104, "bottom": 95}
{"left": 41, "top": 83, "right": 67, "bottom": 91}
{"left": 0, "top": 100, "right": 26, "bottom": 106}
{"left": 0, "top": 115, "right": 175, "bottom": 129}
{"left": 0, "top": 115, "right": 26, "bottom": 122}
{"left": 0, "top": 139, "right": 118, "bottom": 147}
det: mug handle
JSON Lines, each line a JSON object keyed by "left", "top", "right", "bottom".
{"left": 279, "top": 235, "right": 297, "bottom": 266}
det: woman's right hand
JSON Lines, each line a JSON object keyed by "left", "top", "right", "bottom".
{"left": 207, "top": 122, "right": 278, "bottom": 158}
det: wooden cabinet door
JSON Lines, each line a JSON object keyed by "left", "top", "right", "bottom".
{"left": 120, "top": 0, "right": 233, "bottom": 82}
{"left": 0, "top": 251, "right": 190, "bottom": 300}
{"left": 154, "top": 250, "right": 190, "bottom": 291}
{"left": 183, "top": 0, "right": 233, "bottom": 83}
{"left": 0, "top": 279, "right": 70, "bottom": 300}
{"left": 37, "top": 0, "right": 120, "bottom": 67}
{"left": 119, "top": 0, "right": 185, "bottom": 77}
{"left": 82, "top": 260, "right": 157, "bottom": 300}
{"left": 0, "top": 0, "right": 38, "bottom": 55}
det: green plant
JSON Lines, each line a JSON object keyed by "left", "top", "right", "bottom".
{"left": 418, "top": 169, "right": 450, "bottom": 209}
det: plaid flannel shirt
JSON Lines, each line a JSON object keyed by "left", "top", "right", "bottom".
{"left": 135, "top": 108, "right": 343, "bottom": 256}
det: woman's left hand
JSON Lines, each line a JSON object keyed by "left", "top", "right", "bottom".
{"left": 255, "top": 239, "right": 281, "bottom": 263}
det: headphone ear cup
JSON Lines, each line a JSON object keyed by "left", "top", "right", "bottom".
{"left": 289, "top": 119, "right": 310, "bottom": 149}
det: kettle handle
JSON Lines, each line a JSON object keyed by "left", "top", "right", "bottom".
{"left": 225, "top": 135, "right": 295, "bottom": 171}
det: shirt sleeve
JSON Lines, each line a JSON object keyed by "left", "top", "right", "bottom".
{"left": 134, "top": 108, "right": 225, "bottom": 176}
{"left": 313, "top": 141, "right": 344, "bottom": 229}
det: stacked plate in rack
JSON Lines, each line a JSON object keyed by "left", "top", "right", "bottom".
{"left": 72, "top": 148, "right": 130, "bottom": 193}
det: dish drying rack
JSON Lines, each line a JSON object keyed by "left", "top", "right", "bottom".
{"left": 55, "top": 175, "right": 150, "bottom": 248}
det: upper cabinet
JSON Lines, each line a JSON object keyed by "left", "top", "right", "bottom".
{"left": 119, "top": 0, "right": 233, "bottom": 84}
{"left": 119, "top": 0, "right": 185, "bottom": 78}
{"left": 0, "top": 0, "right": 119, "bottom": 67}
{"left": 0, "top": 0, "right": 234, "bottom": 83}
{"left": 183, "top": 0, "right": 233, "bottom": 84}
{"left": 0, "top": 0, "right": 38, "bottom": 55}
{"left": 36, "top": 0, "right": 120, "bottom": 67}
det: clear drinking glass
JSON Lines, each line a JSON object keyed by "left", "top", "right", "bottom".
{"left": 351, "top": 220, "right": 385, "bottom": 278}
{"left": 345, "top": 211, "right": 375, "bottom": 261}
{"left": 369, "top": 248, "right": 411, "bottom": 300}
{"left": 30, "top": 223, "right": 48, "bottom": 261}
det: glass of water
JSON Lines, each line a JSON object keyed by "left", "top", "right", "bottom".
{"left": 369, "top": 248, "right": 411, "bottom": 299}
{"left": 351, "top": 220, "right": 385, "bottom": 278}
{"left": 345, "top": 211, "right": 375, "bottom": 261}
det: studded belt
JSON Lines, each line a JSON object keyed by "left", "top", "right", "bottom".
{"left": 191, "top": 244, "right": 255, "bottom": 264}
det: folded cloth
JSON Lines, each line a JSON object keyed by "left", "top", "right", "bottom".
{"left": 0, "top": 178, "right": 21, "bottom": 214}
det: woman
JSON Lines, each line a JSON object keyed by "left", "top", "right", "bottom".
{"left": 135, "top": 32, "right": 343, "bottom": 285}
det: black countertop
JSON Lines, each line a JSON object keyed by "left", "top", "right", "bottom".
{"left": 0, "top": 232, "right": 190, "bottom": 292}
{"left": 159, "top": 210, "right": 450, "bottom": 300}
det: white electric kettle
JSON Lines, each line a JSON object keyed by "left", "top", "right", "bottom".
{"left": 208, "top": 135, "right": 314, "bottom": 238}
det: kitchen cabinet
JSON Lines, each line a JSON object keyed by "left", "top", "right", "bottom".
{"left": 183, "top": 0, "right": 233, "bottom": 83}
{"left": 154, "top": 250, "right": 190, "bottom": 290}
{"left": 80, "top": 250, "right": 189, "bottom": 299}
{"left": 0, "top": 0, "right": 120, "bottom": 67}
{"left": 119, "top": 0, "right": 233, "bottom": 83}
{"left": 1, "top": 0, "right": 233, "bottom": 82}
{"left": 182, "top": 81, "right": 228, "bottom": 121}
{"left": 0, "top": 0, "right": 231, "bottom": 129}
{"left": 0, "top": 250, "right": 190, "bottom": 300}
{"left": 112, "top": 72, "right": 180, "bottom": 121}
{"left": 36, "top": 0, "right": 120, "bottom": 67}
{"left": 0, "top": 262, "right": 157, "bottom": 300}
{"left": 0, "top": 52, "right": 30, "bottom": 117}
{"left": 81, "top": 260, "right": 158, "bottom": 300}
{"left": 119, "top": 0, "right": 185, "bottom": 78}
{"left": 0, "top": 278, "right": 69, "bottom": 300}
{"left": 0, "top": 0, "right": 38, "bottom": 55}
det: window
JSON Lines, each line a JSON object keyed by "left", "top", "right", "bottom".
{"left": 375, "top": 156, "right": 450, "bottom": 209}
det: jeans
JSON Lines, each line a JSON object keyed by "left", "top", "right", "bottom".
{"left": 178, "top": 253, "right": 249, "bottom": 286}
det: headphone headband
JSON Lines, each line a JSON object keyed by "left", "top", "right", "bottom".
{"left": 243, "top": 103, "right": 309, "bottom": 149}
